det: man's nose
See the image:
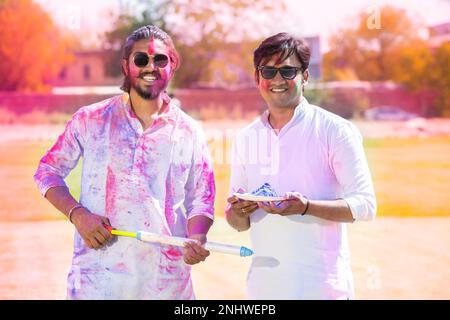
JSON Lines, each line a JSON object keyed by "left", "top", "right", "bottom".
{"left": 144, "top": 60, "right": 156, "bottom": 70}
{"left": 271, "top": 70, "right": 285, "bottom": 83}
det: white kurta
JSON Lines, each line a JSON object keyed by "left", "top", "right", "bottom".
{"left": 230, "top": 98, "right": 376, "bottom": 300}
{"left": 34, "top": 93, "right": 215, "bottom": 299}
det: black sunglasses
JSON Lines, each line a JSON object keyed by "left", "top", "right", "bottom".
{"left": 257, "top": 66, "right": 303, "bottom": 80}
{"left": 132, "top": 52, "right": 169, "bottom": 68}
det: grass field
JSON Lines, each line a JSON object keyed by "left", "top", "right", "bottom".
{"left": 0, "top": 132, "right": 449, "bottom": 221}
{"left": 0, "top": 124, "right": 449, "bottom": 300}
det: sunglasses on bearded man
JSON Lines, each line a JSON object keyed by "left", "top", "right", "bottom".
{"left": 257, "top": 66, "right": 303, "bottom": 80}
{"left": 132, "top": 52, "right": 169, "bottom": 68}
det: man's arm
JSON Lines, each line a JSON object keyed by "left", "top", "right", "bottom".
{"left": 34, "top": 110, "right": 112, "bottom": 248}
{"left": 258, "top": 122, "right": 376, "bottom": 223}
{"left": 225, "top": 196, "right": 257, "bottom": 231}
{"left": 183, "top": 215, "right": 214, "bottom": 265}
{"left": 258, "top": 194, "right": 354, "bottom": 222}
{"left": 45, "top": 186, "right": 112, "bottom": 249}
{"left": 226, "top": 138, "right": 256, "bottom": 231}
{"left": 187, "top": 214, "right": 213, "bottom": 236}
{"left": 304, "top": 199, "right": 354, "bottom": 222}
{"left": 182, "top": 126, "right": 216, "bottom": 265}
{"left": 330, "top": 122, "right": 377, "bottom": 221}
{"left": 44, "top": 186, "right": 82, "bottom": 221}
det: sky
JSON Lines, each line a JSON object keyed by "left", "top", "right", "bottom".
{"left": 35, "top": 0, "right": 450, "bottom": 51}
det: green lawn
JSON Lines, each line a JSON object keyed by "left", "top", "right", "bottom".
{"left": 1, "top": 136, "right": 449, "bottom": 221}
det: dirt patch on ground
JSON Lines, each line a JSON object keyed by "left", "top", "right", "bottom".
{"left": 0, "top": 217, "right": 448, "bottom": 299}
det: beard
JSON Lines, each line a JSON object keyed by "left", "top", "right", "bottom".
{"left": 132, "top": 82, "right": 159, "bottom": 100}
{"left": 128, "top": 70, "right": 169, "bottom": 100}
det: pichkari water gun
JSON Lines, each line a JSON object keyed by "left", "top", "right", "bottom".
{"left": 104, "top": 226, "right": 254, "bottom": 257}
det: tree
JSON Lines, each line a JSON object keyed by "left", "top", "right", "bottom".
{"left": 102, "top": 0, "right": 167, "bottom": 78}
{"left": 373, "top": 39, "right": 450, "bottom": 116}
{"left": 428, "top": 43, "right": 450, "bottom": 116}
{"left": 324, "top": 5, "right": 422, "bottom": 81}
{"left": 103, "top": 0, "right": 285, "bottom": 88}
{"left": 166, "top": 0, "right": 286, "bottom": 87}
{"left": 0, "top": 0, "right": 72, "bottom": 92}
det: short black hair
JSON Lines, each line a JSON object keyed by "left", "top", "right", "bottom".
{"left": 253, "top": 33, "right": 311, "bottom": 82}
{"left": 120, "top": 25, "right": 180, "bottom": 92}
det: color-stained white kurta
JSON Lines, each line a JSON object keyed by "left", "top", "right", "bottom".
{"left": 34, "top": 93, "right": 215, "bottom": 299}
{"left": 230, "top": 98, "right": 376, "bottom": 300}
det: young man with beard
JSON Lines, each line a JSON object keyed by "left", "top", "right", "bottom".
{"left": 34, "top": 25, "right": 215, "bottom": 299}
{"left": 226, "top": 33, "right": 376, "bottom": 299}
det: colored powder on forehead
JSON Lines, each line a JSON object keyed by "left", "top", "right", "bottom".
{"left": 148, "top": 37, "right": 155, "bottom": 54}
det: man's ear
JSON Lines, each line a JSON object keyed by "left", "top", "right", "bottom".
{"left": 254, "top": 70, "right": 259, "bottom": 86}
{"left": 302, "top": 69, "right": 309, "bottom": 85}
{"left": 121, "top": 59, "right": 128, "bottom": 76}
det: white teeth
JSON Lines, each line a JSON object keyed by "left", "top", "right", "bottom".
{"left": 271, "top": 88, "right": 287, "bottom": 92}
{"left": 143, "top": 76, "right": 156, "bottom": 81}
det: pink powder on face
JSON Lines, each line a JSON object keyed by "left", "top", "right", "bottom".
{"left": 260, "top": 79, "right": 270, "bottom": 91}
{"left": 155, "top": 58, "right": 171, "bottom": 87}
{"left": 288, "top": 80, "right": 296, "bottom": 90}
{"left": 147, "top": 37, "right": 155, "bottom": 55}
{"left": 128, "top": 63, "right": 140, "bottom": 80}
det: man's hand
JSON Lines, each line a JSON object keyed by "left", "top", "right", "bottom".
{"left": 183, "top": 233, "right": 210, "bottom": 265}
{"left": 227, "top": 188, "right": 258, "bottom": 217}
{"left": 257, "top": 192, "right": 308, "bottom": 216}
{"left": 71, "top": 207, "right": 113, "bottom": 249}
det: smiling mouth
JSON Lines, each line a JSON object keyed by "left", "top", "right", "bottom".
{"left": 270, "top": 88, "right": 288, "bottom": 93}
{"left": 141, "top": 76, "right": 156, "bottom": 83}
{"left": 139, "top": 73, "right": 159, "bottom": 84}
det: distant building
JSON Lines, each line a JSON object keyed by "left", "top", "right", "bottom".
{"left": 193, "top": 35, "right": 322, "bottom": 89}
{"left": 52, "top": 51, "right": 121, "bottom": 87}
{"left": 53, "top": 35, "right": 322, "bottom": 90}
{"left": 428, "top": 22, "right": 450, "bottom": 48}
{"left": 304, "top": 35, "right": 321, "bottom": 80}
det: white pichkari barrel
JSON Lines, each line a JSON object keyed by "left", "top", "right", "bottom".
{"left": 136, "top": 231, "right": 254, "bottom": 257}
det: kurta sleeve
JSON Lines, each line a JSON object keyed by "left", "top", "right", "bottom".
{"left": 34, "top": 110, "right": 86, "bottom": 197}
{"left": 184, "top": 126, "right": 215, "bottom": 221}
{"left": 329, "top": 121, "right": 377, "bottom": 221}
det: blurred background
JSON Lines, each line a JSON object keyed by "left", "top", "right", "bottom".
{"left": 0, "top": 0, "right": 449, "bottom": 299}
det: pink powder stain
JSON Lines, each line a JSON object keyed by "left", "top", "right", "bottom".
{"left": 147, "top": 37, "right": 155, "bottom": 55}
{"left": 133, "top": 156, "right": 156, "bottom": 183}
{"left": 178, "top": 164, "right": 189, "bottom": 173}
{"left": 112, "top": 262, "right": 129, "bottom": 273}
{"left": 288, "top": 79, "right": 297, "bottom": 90}
{"left": 128, "top": 64, "right": 140, "bottom": 80}
{"left": 164, "top": 173, "right": 176, "bottom": 229}
{"left": 162, "top": 247, "right": 183, "bottom": 261}
{"left": 177, "top": 121, "right": 194, "bottom": 134}
{"left": 199, "top": 161, "right": 216, "bottom": 203}
{"left": 41, "top": 137, "right": 63, "bottom": 166}
{"left": 157, "top": 68, "right": 170, "bottom": 85}
{"left": 139, "top": 137, "right": 156, "bottom": 154}
{"left": 105, "top": 166, "right": 118, "bottom": 218}
{"left": 260, "top": 79, "right": 270, "bottom": 91}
